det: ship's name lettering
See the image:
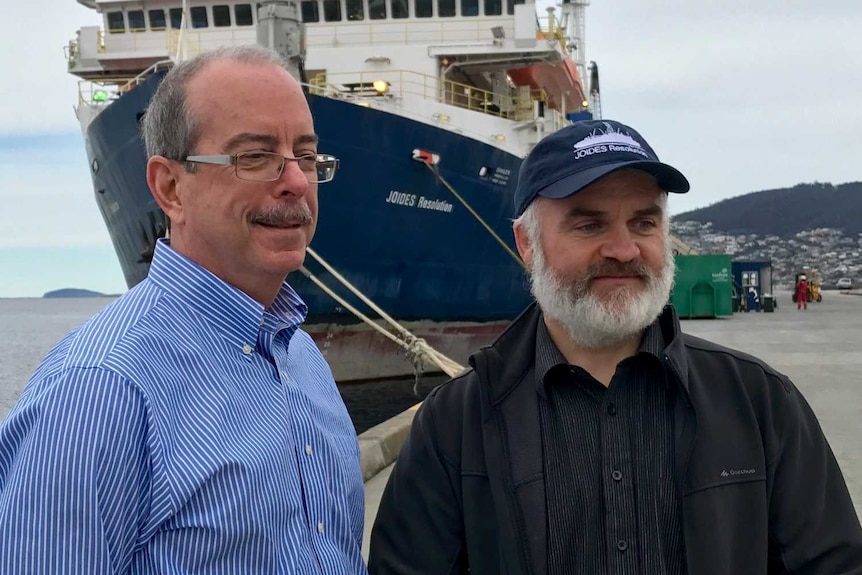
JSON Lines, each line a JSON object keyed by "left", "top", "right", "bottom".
{"left": 385, "top": 190, "right": 453, "bottom": 213}
{"left": 386, "top": 190, "right": 417, "bottom": 206}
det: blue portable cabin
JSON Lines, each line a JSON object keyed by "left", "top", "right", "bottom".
{"left": 731, "top": 260, "right": 774, "bottom": 311}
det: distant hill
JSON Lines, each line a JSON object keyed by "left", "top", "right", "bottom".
{"left": 43, "top": 288, "right": 108, "bottom": 299}
{"left": 674, "top": 181, "right": 862, "bottom": 237}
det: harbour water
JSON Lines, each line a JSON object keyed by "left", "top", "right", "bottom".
{"left": 0, "top": 297, "right": 441, "bottom": 432}
{"left": 0, "top": 297, "right": 117, "bottom": 419}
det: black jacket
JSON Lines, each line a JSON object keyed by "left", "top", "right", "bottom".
{"left": 369, "top": 304, "right": 862, "bottom": 575}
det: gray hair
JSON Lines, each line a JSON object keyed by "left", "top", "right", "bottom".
{"left": 513, "top": 201, "right": 542, "bottom": 249}
{"left": 142, "top": 46, "right": 288, "bottom": 162}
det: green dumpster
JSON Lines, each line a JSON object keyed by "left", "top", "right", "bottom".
{"left": 670, "top": 255, "right": 734, "bottom": 318}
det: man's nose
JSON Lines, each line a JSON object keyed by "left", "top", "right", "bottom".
{"left": 276, "top": 158, "right": 310, "bottom": 198}
{"left": 598, "top": 226, "right": 640, "bottom": 262}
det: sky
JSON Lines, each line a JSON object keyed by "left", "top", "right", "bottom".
{"left": 0, "top": 1, "right": 860, "bottom": 297}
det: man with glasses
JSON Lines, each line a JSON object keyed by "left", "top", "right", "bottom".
{"left": 0, "top": 46, "right": 366, "bottom": 574}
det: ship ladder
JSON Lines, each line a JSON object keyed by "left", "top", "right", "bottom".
{"left": 300, "top": 247, "right": 465, "bottom": 387}
{"left": 415, "top": 157, "right": 528, "bottom": 272}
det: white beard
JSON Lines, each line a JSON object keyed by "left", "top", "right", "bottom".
{"left": 530, "top": 240, "right": 676, "bottom": 350}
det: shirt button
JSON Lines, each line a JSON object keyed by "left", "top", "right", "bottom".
{"left": 617, "top": 540, "right": 628, "bottom": 552}
{"left": 317, "top": 521, "right": 324, "bottom": 534}
{"left": 242, "top": 344, "right": 253, "bottom": 355}
{"left": 612, "top": 470, "right": 623, "bottom": 481}
{"left": 259, "top": 317, "right": 265, "bottom": 327}
{"left": 305, "top": 444, "right": 313, "bottom": 456}
{"left": 607, "top": 403, "right": 617, "bottom": 416}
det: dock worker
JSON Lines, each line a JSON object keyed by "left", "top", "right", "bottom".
{"left": 797, "top": 274, "right": 809, "bottom": 310}
{"left": 369, "top": 119, "right": 862, "bottom": 574}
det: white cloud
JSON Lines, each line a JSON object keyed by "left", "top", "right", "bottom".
{"left": 0, "top": 2, "right": 102, "bottom": 134}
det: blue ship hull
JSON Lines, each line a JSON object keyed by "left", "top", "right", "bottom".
{"left": 85, "top": 71, "right": 531, "bottom": 327}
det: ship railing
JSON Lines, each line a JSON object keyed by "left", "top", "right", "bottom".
{"left": 77, "top": 77, "right": 141, "bottom": 109}
{"left": 76, "top": 60, "right": 173, "bottom": 110}
{"left": 308, "top": 69, "right": 544, "bottom": 121}
{"left": 100, "top": 27, "right": 172, "bottom": 54}
{"left": 304, "top": 17, "right": 516, "bottom": 47}
{"left": 165, "top": 28, "right": 260, "bottom": 57}
{"left": 536, "top": 14, "right": 566, "bottom": 43}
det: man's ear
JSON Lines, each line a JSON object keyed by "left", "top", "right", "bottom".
{"left": 147, "top": 156, "right": 186, "bottom": 226}
{"left": 513, "top": 218, "right": 534, "bottom": 270}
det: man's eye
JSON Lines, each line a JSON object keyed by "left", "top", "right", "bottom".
{"left": 577, "top": 223, "right": 601, "bottom": 232}
{"left": 296, "top": 155, "right": 318, "bottom": 171}
{"left": 240, "top": 152, "right": 272, "bottom": 164}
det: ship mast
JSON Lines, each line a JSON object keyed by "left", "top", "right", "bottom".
{"left": 178, "top": 0, "right": 189, "bottom": 61}
{"left": 558, "top": 0, "right": 601, "bottom": 119}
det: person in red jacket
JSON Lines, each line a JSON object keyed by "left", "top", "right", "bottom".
{"left": 797, "top": 275, "right": 809, "bottom": 310}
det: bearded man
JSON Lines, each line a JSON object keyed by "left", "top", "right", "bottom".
{"left": 368, "top": 120, "right": 862, "bottom": 575}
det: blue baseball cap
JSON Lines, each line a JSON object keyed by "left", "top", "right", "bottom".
{"left": 513, "top": 119, "right": 690, "bottom": 217}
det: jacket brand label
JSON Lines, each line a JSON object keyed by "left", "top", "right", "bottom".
{"left": 720, "top": 468, "right": 756, "bottom": 478}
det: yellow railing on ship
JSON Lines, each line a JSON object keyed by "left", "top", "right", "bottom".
{"left": 77, "top": 77, "right": 143, "bottom": 107}
{"left": 536, "top": 14, "right": 566, "bottom": 46}
{"left": 309, "top": 70, "right": 544, "bottom": 121}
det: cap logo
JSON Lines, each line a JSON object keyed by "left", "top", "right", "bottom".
{"left": 572, "top": 121, "right": 651, "bottom": 160}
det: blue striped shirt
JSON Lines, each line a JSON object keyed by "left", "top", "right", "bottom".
{"left": 0, "top": 240, "right": 367, "bottom": 574}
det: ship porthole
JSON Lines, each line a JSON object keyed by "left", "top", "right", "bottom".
{"left": 92, "top": 158, "right": 100, "bottom": 174}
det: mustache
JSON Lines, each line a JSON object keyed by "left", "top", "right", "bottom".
{"left": 249, "top": 202, "right": 313, "bottom": 227}
{"left": 585, "top": 259, "right": 655, "bottom": 282}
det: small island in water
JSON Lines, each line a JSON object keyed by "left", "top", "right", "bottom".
{"left": 43, "top": 288, "right": 109, "bottom": 299}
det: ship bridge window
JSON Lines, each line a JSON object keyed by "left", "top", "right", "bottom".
{"left": 149, "top": 9, "right": 166, "bottom": 30}
{"left": 415, "top": 0, "right": 432, "bottom": 17}
{"left": 213, "top": 5, "right": 232, "bottom": 26}
{"left": 369, "top": 0, "right": 386, "bottom": 19}
{"left": 301, "top": 0, "right": 320, "bottom": 22}
{"left": 391, "top": 0, "right": 409, "bottom": 18}
{"left": 323, "top": 0, "right": 342, "bottom": 21}
{"left": 346, "top": 0, "right": 364, "bottom": 20}
{"left": 191, "top": 6, "right": 209, "bottom": 28}
{"left": 235, "top": 4, "right": 254, "bottom": 25}
{"left": 461, "top": 0, "right": 478, "bottom": 16}
{"left": 107, "top": 11, "right": 125, "bottom": 33}
{"left": 128, "top": 10, "right": 145, "bottom": 31}
{"left": 484, "top": 0, "right": 501, "bottom": 15}
{"left": 506, "top": 0, "right": 524, "bottom": 14}
{"left": 438, "top": 0, "right": 455, "bottom": 16}
{"left": 169, "top": 8, "right": 183, "bottom": 28}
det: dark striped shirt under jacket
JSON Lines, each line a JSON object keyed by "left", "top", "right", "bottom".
{"left": 536, "top": 316, "right": 686, "bottom": 575}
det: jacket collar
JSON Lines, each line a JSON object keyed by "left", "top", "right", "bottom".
{"left": 472, "top": 302, "right": 692, "bottom": 403}
{"left": 469, "top": 304, "right": 542, "bottom": 406}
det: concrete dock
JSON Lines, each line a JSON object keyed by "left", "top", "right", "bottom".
{"left": 360, "top": 289, "right": 862, "bottom": 558}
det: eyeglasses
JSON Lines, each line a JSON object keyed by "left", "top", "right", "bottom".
{"left": 184, "top": 151, "right": 339, "bottom": 183}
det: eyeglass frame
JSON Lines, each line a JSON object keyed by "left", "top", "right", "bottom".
{"left": 183, "top": 151, "right": 340, "bottom": 183}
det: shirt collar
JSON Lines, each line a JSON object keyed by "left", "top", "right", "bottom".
{"left": 147, "top": 239, "right": 308, "bottom": 351}
{"left": 534, "top": 312, "right": 670, "bottom": 395}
